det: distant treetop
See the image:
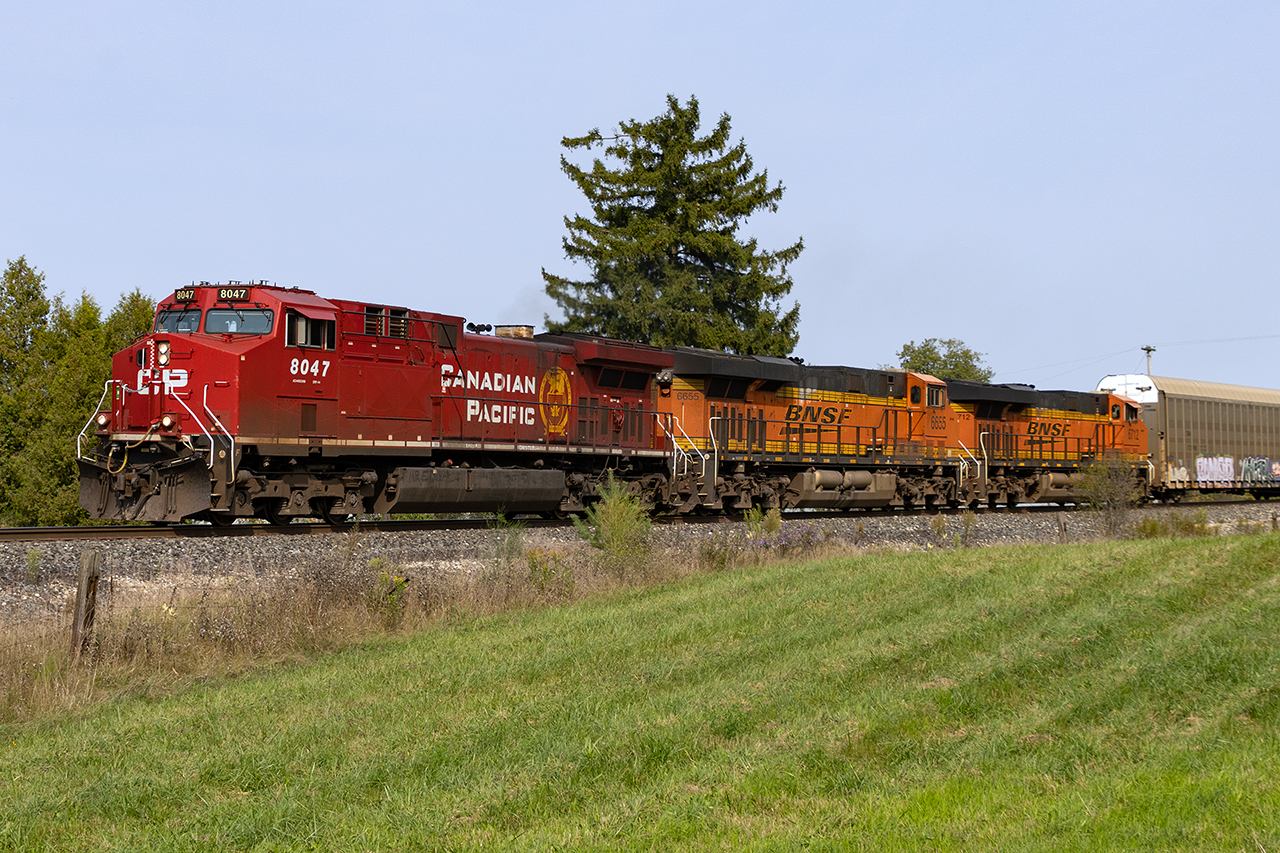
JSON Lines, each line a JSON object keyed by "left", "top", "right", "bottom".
{"left": 896, "top": 338, "right": 994, "bottom": 383}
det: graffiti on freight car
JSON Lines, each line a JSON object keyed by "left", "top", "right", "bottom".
{"left": 1239, "top": 456, "right": 1278, "bottom": 486}
{"left": 1196, "top": 455, "right": 1235, "bottom": 483}
{"left": 1169, "top": 465, "right": 1189, "bottom": 482}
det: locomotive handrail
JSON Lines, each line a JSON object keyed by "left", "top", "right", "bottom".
{"left": 165, "top": 390, "right": 217, "bottom": 470}
{"left": 956, "top": 439, "right": 981, "bottom": 484}
{"left": 76, "top": 380, "right": 120, "bottom": 460}
{"left": 203, "top": 385, "right": 236, "bottom": 478}
{"left": 655, "top": 414, "right": 704, "bottom": 476}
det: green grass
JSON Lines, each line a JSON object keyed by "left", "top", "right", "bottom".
{"left": 4, "top": 534, "right": 1280, "bottom": 850}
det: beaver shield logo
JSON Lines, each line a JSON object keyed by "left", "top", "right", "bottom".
{"left": 538, "top": 367, "right": 571, "bottom": 436}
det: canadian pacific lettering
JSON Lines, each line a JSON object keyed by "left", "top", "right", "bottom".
{"left": 440, "top": 363, "right": 537, "bottom": 395}
{"left": 466, "top": 400, "right": 537, "bottom": 425}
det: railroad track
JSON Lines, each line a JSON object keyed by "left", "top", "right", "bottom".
{"left": 0, "top": 499, "right": 1262, "bottom": 544}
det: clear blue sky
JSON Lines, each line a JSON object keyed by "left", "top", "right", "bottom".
{"left": 4, "top": 1, "right": 1278, "bottom": 392}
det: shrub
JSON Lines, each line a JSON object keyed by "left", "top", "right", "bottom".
{"left": 1080, "top": 455, "right": 1144, "bottom": 537}
{"left": 744, "top": 505, "right": 783, "bottom": 536}
{"left": 573, "top": 473, "right": 652, "bottom": 577}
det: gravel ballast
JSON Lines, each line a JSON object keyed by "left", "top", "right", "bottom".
{"left": 3, "top": 503, "right": 1277, "bottom": 629}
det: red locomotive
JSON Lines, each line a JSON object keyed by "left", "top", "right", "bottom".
{"left": 77, "top": 283, "right": 1149, "bottom": 523}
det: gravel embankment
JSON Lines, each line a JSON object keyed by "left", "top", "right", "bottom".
{"left": 3, "top": 503, "right": 1277, "bottom": 629}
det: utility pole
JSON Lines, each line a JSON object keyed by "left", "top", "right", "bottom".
{"left": 1141, "top": 345, "right": 1155, "bottom": 375}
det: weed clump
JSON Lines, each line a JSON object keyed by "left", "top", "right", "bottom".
{"left": 367, "top": 556, "right": 411, "bottom": 629}
{"left": 959, "top": 510, "right": 977, "bottom": 547}
{"left": 526, "top": 547, "right": 574, "bottom": 600}
{"left": 699, "top": 520, "right": 833, "bottom": 572}
{"left": 928, "top": 513, "right": 949, "bottom": 548}
{"left": 24, "top": 549, "right": 42, "bottom": 585}
{"left": 1132, "top": 508, "right": 1213, "bottom": 539}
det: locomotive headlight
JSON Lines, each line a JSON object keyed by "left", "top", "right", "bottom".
{"left": 160, "top": 415, "right": 175, "bottom": 429}
{"left": 95, "top": 413, "right": 110, "bottom": 428}
{"left": 157, "top": 341, "right": 171, "bottom": 366}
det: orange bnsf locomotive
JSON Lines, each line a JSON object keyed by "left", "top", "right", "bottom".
{"left": 76, "top": 283, "right": 1148, "bottom": 524}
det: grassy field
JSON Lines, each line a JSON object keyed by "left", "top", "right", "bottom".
{"left": 3, "top": 533, "right": 1279, "bottom": 851}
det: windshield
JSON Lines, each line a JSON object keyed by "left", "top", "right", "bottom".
{"left": 205, "top": 308, "right": 274, "bottom": 335}
{"left": 155, "top": 308, "right": 202, "bottom": 333}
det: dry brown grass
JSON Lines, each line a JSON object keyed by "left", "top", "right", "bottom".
{"left": 0, "top": 524, "right": 838, "bottom": 724}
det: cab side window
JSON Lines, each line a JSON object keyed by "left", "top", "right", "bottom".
{"left": 286, "top": 312, "right": 336, "bottom": 350}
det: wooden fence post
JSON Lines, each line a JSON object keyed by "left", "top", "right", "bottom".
{"left": 72, "top": 550, "right": 101, "bottom": 663}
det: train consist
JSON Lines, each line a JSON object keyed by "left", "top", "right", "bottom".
{"left": 1097, "top": 374, "right": 1280, "bottom": 502}
{"left": 77, "top": 283, "right": 1150, "bottom": 524}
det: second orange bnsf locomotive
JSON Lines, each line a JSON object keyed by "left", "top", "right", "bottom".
{"left": 76, "top": 283, "right": 1148, "bottom": 524}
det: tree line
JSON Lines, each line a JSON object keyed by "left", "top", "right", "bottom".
{"left": 0, "top": 257, "right": 154, "bottom": 525}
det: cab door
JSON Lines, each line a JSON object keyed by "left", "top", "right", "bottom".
{"left": 279, "top": 308, "right": 339, "bottom": 438}
{"left": 923, "top": 383, "right": 948, "bottom": 458}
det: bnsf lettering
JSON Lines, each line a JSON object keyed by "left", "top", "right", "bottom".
{"left": 785, "top": 405, "right": 850, "bottom": 424}
{"left": 1028, "top": 422, "right": 1066, "bottom": 437}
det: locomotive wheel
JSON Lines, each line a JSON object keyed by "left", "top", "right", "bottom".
{"left": 317, "top": 498, "right": 354, "bottom": 526}
{"left": 262, "top": 500, "right": 292, "bottom": 526}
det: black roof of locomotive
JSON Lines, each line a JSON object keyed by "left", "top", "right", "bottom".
{"left": 666, "top": 347, "right": 802, "bottom": 383}
{"left": 667, "top": 347, "right": 911, "bottom": 398}
{"left": 946, "top": 379, "right": 1108, "bottom": 415}
{"left": 945, "top": 379, "right": 1041, "bottom": 407}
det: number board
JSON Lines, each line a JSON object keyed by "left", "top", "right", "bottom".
{"left": 217, "top": 287, "right": 250, "bottom": 301}
{"left": 173, "top": 288, "right": 197, "bottom": 301}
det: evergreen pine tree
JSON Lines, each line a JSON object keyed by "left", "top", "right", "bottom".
{"left": 0, "top": 259, "right": 154, "bottom": 524}
{"left": 543, "top": 95, "right": 803, "bottom": 356}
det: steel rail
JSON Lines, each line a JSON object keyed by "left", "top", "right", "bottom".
{"left": 4, "top": 500, "right": 1262, "bottom": 544}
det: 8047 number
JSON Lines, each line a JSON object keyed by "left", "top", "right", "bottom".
{"left": 290, "top": 358, "right": 331, "bottom": 377}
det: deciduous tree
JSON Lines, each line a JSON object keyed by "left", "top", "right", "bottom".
{"left": 896, "top": 338, "right": 994, "bottom": 382}
{"left": 543, "top": 95, "right": 802, "bottom": 356}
